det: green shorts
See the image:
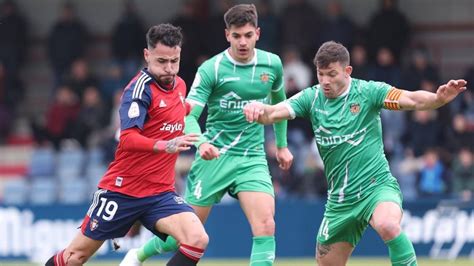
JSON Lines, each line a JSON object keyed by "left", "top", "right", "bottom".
{"left": 316, "top": 180, "right": 403, "bottom": 247}
{"left": 184, "top": 153, "right": 274, "bottom": 206}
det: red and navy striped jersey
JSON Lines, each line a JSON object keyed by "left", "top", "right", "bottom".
{"left": 98, "top": 69, "right": 188, "bottom": 197}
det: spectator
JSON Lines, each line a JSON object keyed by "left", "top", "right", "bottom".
{"left": 205, "top": 0, "right": 233, "bottom": 55}
{"left": 171, "top": 0, "right": 209, "bottom": 86}
{"left": 255, "top": 0, "right": 280, "bottom": 53}
{"left": 451, "top": 148, "right": 474, "bottom": 201}
{"left": 111, "top": 0, "right": 146, "bottom": 79}
{"left": 319, "top": 0, "right": 356, "bottom": 50}
{"left": 32, "top": 85, "right": 80, "bottom": 150}
{"left": 368, "top": 47, "right": 401, "bottom": 86}
{"left": 280, "top": 0, "right": 321, "bottom": 67}
{"left": 401, "top": 45, "right": 440, "bottom": 90}
{"left": 72, "top": 86, "right": 108, "bottom": 148}
{"left": 282, "top": 47, "right": 312, "bottom": 91}
{"left": 48, "top": 2, "right": 88, "bottom": 85}
{"left": 63, "top": 58, "right": 99, "bottom": 100}
{"left": 417, "top": 149, "right": 448, "bottom": 197}
{"left": 350, "top": 44, "right": 369, "bottom": 80}
{"left": 446, "top": 114, "right": 474, "bottom": 153}
{"left": 0, "top": 0, "right": 28, "bottom": 76}
{"left": 367, "top": 0, "right": 410, "bottom": 63}
{"left": 403, "top": 110, "right": 443, "bottom": 157}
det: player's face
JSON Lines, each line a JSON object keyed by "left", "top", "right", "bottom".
{"left": 317, "top": 62, "right": 352, "bottom": 99}
{"left": 144, "top": 43, "right": 181, "bottom": 85}
{"left": 225, "top": 23, "right": 260, "bottom": 63}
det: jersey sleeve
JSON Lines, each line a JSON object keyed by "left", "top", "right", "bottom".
{"left": 119, "top": 82, "right": 152, "bottom": 131}
{"left": 365, "top": 81, "right": 393, "bottom": 110}
{"left": 271, "top": 55, "right": 285, "bottom": 93}
{"left": 186, "top": 61, "right": 215, "bottom": 107}
{"left": 285, "top": 87, "right": 316, "bottom": 119}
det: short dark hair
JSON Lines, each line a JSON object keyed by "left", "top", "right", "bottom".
{"left": 224, "top": 4, "right": 258, "bottom": 29}
{"left": 314, "top": 41, "right": 350, "bottom": 69}
{"left": 146, "top": 23, "right": 183, "bottom": 49}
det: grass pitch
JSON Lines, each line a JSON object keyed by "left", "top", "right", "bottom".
{"left": 1, "top": 257, "right": 473, "bottom": 266}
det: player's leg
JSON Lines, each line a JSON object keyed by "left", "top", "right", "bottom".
{"left": 121, "top": 156, "right": 233, "bottom": 265}
{"left": 127, "top": 205, "right": 212, "bottom": 265}
{"left": 316, "top": 241, "right": 353, "bottom": 266}
{"left": 155, "top": 211, "right": 209, "bottom": 266}
{"left": 45, "top": 233, "right": 104, "bottom": 266}
{"left": 370, "top": 202, "right": 417, "bottom": 266}
{"left": 239, "top": 191, "right": 276, "bottom": 266}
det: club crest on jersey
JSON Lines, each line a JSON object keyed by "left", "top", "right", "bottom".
{"left": 350, "top": 103, "right": 360, "bottom": 114}
{"left": 260, "top": 72, "right": 269, "bottom": 84}
{"left": 174, "top": 196, "right": 186, "bottom": 204}
{"left": 90, "top": 218, "right": 99, "bottom": 231}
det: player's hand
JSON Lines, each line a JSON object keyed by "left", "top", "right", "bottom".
{"left": 276, "top": 147, "right": 293, "bottom": 171}
{"left": 243, "top": 102, "right": 265, "bottom": 123}
{"left": 199, "top": 142, "right": 220, "bottom": 160}
{"left": 166, "top": 133, "right": 199, "bottom": 153}
{"left": 436, "top": 79, "right": 467, "bottom": 104}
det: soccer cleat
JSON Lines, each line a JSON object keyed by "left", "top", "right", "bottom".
{"left": 119, "top": 248, "right": 142, "bottom": 266}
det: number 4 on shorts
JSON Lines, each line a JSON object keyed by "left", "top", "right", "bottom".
{"left": 318, "top": 217, "right": 330, "bottom": 240}
{"left": 194, "top": 180, "right": 202, "bottom": 199}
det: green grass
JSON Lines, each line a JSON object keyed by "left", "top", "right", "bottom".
{"left": 1, "top": 258, "right": 473, "bottom": 266}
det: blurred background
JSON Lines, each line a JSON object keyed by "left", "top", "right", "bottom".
{"left": 0, "top": 0, "right": 473, "bottom": 264}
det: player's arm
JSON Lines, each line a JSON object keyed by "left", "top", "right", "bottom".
{"left": 120, "top": 127, "right": 198, "bottom": 153}
{"left": 244, "top": 101, "right": 293, "bottom": 125}
{"left": 184, "top": 100, "right": 208, "bottom": 147}
{"left": 271, "top": 79, "right": 288, "bottom": 148}
{"left": 385, "top": 79, "right": 467, "bottom": 111}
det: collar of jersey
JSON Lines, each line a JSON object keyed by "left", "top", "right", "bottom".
{"left": 141, "top": 68, "right": 176, "bottom": 92}
{"left": 224, "top": 48, "right": 257, "bottom": 66}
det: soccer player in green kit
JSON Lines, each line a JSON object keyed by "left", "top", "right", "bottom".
{"left": 243, "top": 41, "right": 467, "bottom": 266}
{"left": 120, "top": 4, "right": 293, "bottom": 266}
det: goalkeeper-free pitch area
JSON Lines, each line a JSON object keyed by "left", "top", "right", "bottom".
{"left": 0, "top": 258, "right": 472, "bottom": 266}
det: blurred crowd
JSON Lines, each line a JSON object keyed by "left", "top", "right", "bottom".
{"left": 0, "top": 0, "right": 472, "bottom": 203}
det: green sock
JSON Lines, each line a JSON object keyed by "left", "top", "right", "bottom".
{"left": 385, "top": 232, "right": 417, "bottom": 266}
{"left": 249, "top": 236, "right": 275, "bottom": 266}
{"left": 137, "top": 236, "right": 178, "bottom": 262}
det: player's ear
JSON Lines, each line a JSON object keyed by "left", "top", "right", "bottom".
{"left": 345, "top": 65, "right": 353, "bottom": 77}
{"left": 144, "top": 48, "right": 149, "bottom": 63}
{"left": 255, "top": 27, "right": 261, "bottom": 41}
{"left": 225, "top": 28, "right": 231, "bottom": 42}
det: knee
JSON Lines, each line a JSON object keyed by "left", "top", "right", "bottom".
{"left": 373, "top": 220, "right": 401, "bottom": 240}
{"left": 185, "top": 230, "right": 209, "bottom": 249}
{"left": 253, "top": 216, "right": 275, "bottom": 236}
{"left": 65, "top": 250, "right": 90, "bottom": 265}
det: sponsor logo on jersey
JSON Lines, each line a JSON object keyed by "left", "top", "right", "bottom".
{"left": 260, "top": 72, "right": 269, "bottom": 83}
{"left": 160, "top": 122, "right": 183, "bottom": 133}
{"left": 315, "top": 127, "right": 367, "bottom": 147}
{"left": 350, "top": 103, "right": 360, "bottom": 114}
{"left": 219, "top": 77, "right": 241, "bottom": 84}
{"left": 219, "top": 91, "right": 265, "bottom": 112}
{"left": 128, "top": 102, "right": 140, "bottom": 118}
{"left": 90, "top": 218, "right": 99, "bottom": 231}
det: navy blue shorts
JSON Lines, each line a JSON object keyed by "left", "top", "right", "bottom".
{"left": 80, "top": 189, "right": 194, "bottom": 241}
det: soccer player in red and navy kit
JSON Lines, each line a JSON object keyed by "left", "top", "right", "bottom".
{"left": 45, "top": 24, "right": 208, "bottom": 266}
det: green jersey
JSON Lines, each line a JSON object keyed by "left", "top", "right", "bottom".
{"left": 287, "top": 78, "right": 397, "bottom": 205}
{"left": 187, "top": 49, "right": 285, "bottom": 156}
